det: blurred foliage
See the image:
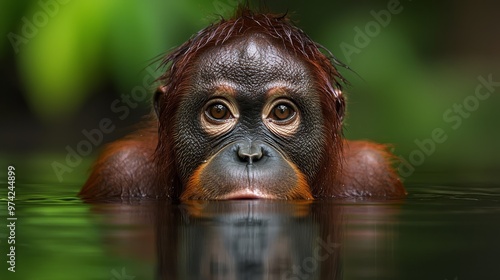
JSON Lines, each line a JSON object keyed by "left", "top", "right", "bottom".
{"left": 1, "top": 0, "right": 499, "bottom": 183}
{"left": 3, "top": 0, "right": 221, "bottom": 121}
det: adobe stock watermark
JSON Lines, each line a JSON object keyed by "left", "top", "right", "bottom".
{"left": 51, "top": 66, "right": 158, "bottom": 182}
{"left": 281, "top": 235, "right": 339, "bottom": 280}
{"left": 398, "top": 74, "right": 499, "bottom": 179}
{"left": 110, "top": 267, "right": 135, "bottom": 280}
{"left": 7, "top": 0, "right": 72, "bottom": 54}
{"left": 339, "top": 0, "right": 410, "bottom": 63}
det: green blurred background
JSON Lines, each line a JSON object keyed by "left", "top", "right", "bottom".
{"left": 1, "top": 0, "right": 499, "bottom": 186}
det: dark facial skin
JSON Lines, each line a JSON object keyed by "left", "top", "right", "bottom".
{"left": 78, "top": 9, "right": 405, "bottom": 201}
{"left": 173, "top": 33, "right": 325, "bottom": 199}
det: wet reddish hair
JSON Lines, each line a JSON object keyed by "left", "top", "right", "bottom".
{"left": 154, "top": 7, "right": 348, "bottom": 197}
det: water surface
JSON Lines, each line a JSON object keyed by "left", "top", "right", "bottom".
{"left": 1, "top": 184, "right": 499, "bottom": 280}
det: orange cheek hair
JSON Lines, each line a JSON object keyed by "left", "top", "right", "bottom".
{"left": 181, "top": 160, "right": 313, "bottom": 200}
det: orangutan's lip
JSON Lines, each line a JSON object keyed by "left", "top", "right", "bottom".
{"left": 219, "top": 188, "right": 277, "bottom": 200}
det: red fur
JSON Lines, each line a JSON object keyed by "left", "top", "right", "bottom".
{"left": 79, "top": 7, "right": 405, "bottom": 200}
{"left": 337, "top": 141, "right": 406, "bottom": 197}
{"left": 80, "top": 124, "right": 160, "bottom": 199}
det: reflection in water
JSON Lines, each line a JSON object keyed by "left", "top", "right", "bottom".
{"left": 5, "top": 185, "right": 500, "bottom": 279}
{"left": 163, "top": 201, "right": 340, "bottom": 280}
{"left": 90, "top": 199, "right": 402, "bottom": 279}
